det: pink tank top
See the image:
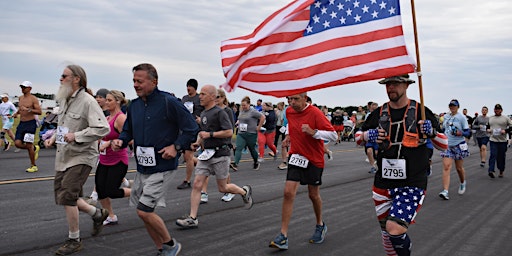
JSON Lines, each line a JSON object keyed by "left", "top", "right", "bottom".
{"left": 99, "top": 112, "right": 128, "bottom": 166}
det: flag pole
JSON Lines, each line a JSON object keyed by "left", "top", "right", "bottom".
{"left": 409, "top": 0, "right": 426, "bottom": 120}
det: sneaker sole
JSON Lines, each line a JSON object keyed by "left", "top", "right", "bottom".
{"left": 175, "top": 221, "right": 198, "bottom": 229}
{"left": 439, "top": 194, "right": 449, "bottom": 200}
{"left": 269, "top": 242, "right": 288, "bottom": 250}
{"left": 242, "top": 185, "right": 253, "bottom": 210}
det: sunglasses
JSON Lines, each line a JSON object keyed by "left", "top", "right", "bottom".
{"left": 61, "top": 74, "right": 71, "bottom": 79}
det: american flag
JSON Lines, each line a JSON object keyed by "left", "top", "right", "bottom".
{"left": 220, "top": 0, "right": 416, "bottom": 97}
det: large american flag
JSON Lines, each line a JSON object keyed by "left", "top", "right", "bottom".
{"left": 220, "top": 0, "right": 416, "bottom": 97}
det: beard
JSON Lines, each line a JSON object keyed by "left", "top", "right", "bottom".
{"left": 55, "top": 82, "right": 73, "bottom": 102}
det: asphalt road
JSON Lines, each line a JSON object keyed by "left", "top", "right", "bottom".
{"left": 1, "top": 141, "right": 512, "bottom": 256}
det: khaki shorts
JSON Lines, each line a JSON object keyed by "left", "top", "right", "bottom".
{"left": 195, "top": 156, "right": 230, "bottom": 180}
{"left": 54, "top": 165, "right": 92, "bottom": 206}
{"left": 130, "top": 171, "right": 173, "bottom": 212}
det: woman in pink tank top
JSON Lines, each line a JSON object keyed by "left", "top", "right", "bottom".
{"left": 95, "top": 90, "right": 130, "bottom": 225}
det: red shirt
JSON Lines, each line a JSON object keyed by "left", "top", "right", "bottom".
{"left": 287, "top": 104, "right": 335, "bottom": 168}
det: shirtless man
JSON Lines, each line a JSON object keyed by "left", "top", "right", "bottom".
{"left": 13, "top": 81, "right": 42, "bottom": 172}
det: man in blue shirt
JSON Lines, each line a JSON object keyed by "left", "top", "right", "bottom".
{"left": 112, "top": 63, "right": 198, "bottom": 256}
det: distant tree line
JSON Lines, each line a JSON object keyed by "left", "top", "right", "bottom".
{"left": 33, "top": 93, "right": 55, "bottom": 100}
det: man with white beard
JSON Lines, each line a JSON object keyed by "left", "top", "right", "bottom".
{"left": 44, "top": 64, "right": 110, "bottom": 255}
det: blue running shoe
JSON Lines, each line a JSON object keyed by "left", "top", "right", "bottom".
{"left": 269, "top": 233, "right": 288, "bottom": 250}
{"left": 309, "top": 222, "right": 327, "bottom": 244}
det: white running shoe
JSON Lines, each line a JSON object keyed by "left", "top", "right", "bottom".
{"left": 200, "top": 192, "right": 208, "bottom": 204}
{"left": 221, "top": 193, "right": 235, "bottom": 202}
{"left": 458, "top": 181, "right": 466, "bottom": 195}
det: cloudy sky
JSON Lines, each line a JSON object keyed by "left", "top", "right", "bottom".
{"left": 1, "top": 0, "right": 510, "bottom": 115}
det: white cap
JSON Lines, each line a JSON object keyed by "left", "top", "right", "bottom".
{"left": 0, "top": 93, "right": 8, "bottom": 98}
{"left": 20, "top": 81, "right": 33, "bottom": 88}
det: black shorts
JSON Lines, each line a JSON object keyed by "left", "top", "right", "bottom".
{"left": 286, "top": 161, "right": 323, "bottom": 186}
{"left": 15, "top": 119, "right": 37, "bottom": 141}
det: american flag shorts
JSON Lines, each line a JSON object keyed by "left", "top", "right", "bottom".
{"left": 372, "top": 186, "right": 425, "bottom": 225}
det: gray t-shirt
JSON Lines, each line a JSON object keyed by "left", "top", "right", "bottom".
{"left": 200, "top": 106, "right": 233, "bottom": 157}
{"left": 472, "top": 115, "right": 489, "bottom": 138}
{"left": 182, "top": 94, "right": 203, "bottom": 118}
{"left": 489, "top": 115, "right": 512, "bottom": 143}
{"left": 237, "top": 108, "right": 262, "bottom": 134}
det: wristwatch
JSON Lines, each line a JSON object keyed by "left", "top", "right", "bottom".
{"left": 174, "top": 144, "right": 182, "bottom": 152}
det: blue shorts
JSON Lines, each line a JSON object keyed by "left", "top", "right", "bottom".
{"left": 440, "top": 141, "right": 470, "bottom": 160}
{"left": 15, "top": 119, "right": 37, "bottom": 141}
{"left": 477, "top": 137, "right": 489, "bottom": 148}
{"left": 2, "top": 119, "right": 14, "bottom": 130}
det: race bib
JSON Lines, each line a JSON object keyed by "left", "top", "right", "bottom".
{"left": 239, "top": 123, "right": 248, "bottom": 132}
{"left": 23, "top": 133, "right": 35, "bottom": 143}
{"left": 492, "top": 128, "right": 502, "bottom": 136}
{"left": 184, "top": 101, "right": 194, "bottom": 114}
{"left": 381, "top": 158, "right": 407, "bottom": 180}
{"left": 197, "top": 149, "right": 216, "bottom": 161}
{"left": 459, "top": 142, "right": 468, "bottom": 151}
{"left": 289, "top": 154, "right": 309, "bottom": 168}
{"left": 56, "top": 126, "right": 69, "bottom": 145}
{"left": 99, "top": 140, "right": 107, "bottom": 155}
{"left": 136, "top": 146, "right": 156, "bottom": 166}
{"left": 480, "top": 125, "right": 486, "bottom": 131}
{"left": 279, "top": 126, "right": 286, "bottom": 134}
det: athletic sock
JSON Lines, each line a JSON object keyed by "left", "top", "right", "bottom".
{"left": 164, "top": 239, "right": 175, "bottom": 247}
{"left": 69, "top": 230, "right": 80, "bottom": 241}
{"left": 388, "top": 233, "right": 411, "bottom": 256}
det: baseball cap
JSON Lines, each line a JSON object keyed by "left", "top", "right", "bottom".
{"left": 448, "top": 99, "right": 459, "bottom": 107}
{"left": 20, "top": 81, "right": 33, "bottom": 88}
{"left": 495, "top": 104, "right": 503, "bottom": 110}
{"left": 95, "top": 88, "right": 109, "bottom": 98}
{"left": 0, "top": 93, "right": 8, "bottom": 98}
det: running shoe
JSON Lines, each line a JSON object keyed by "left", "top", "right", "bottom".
{"left": 91, "top": 208, "right": 109, "bottom": 236}
{"left": 253, "top": 162, "right": 260, "bottom": 170}
{"left": 230, "top": 163, "right": 238, "bottom": 172}
{"left": 242, "top": 185, "right": 253, "bottom": 210}
{"left": 489, "top": 171, "right": 495, "bottom": 179}
{"left": 177, "top": 181, "right": 191, "bottom": 189}
{"left": 309, "top": 222, "right": 327, "bottom": 244}
{"left": 200, "top": 192, "right": 208, "bottom": 204}
{"left": 480, "top": 161, "right": 485, "bottom": 167}
{"left": 161, "top": 238, "right": 182, "bottom": 256}
{"left": 221, "top": 193, "right": 235, "bottom": 202}
{"left": 55, "top": 238, "right": 83, "bottom": 256}
{"left": 103, "top": 215, "right": 118, "bottom": 226}
{"left": 14, "top": 148, "right": 20, "bottom": 153}
{"left": 278, "top": 162, "right": 287, "bottom": 170}
{"left": 458, "top": 181, "right": 466, "bottom": 195}
{"left": 175, "top": 215, "right": 198, "bottom": 229}
{"left": 327, "top": 150, "right": 333, "bottom": 161}
{"left": 368, "top": 167, "right": 377, "bottom": 174}
{"left": 4, "top": 141, "right": 10, "bottom": 151}
{"left": 34, "top": 145, "right": 40, "bottom": 160}
{"left": 269, "top": 233, "right": 288, "bottom": 250}
{"left": 257, "top": 158, "right": 264, "bottom": 163}
{"left": 439, "top": 190, "right": 449, "bottom": 200}
{"left": 25, "top": 165, "right": 38, "bottom": 173}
